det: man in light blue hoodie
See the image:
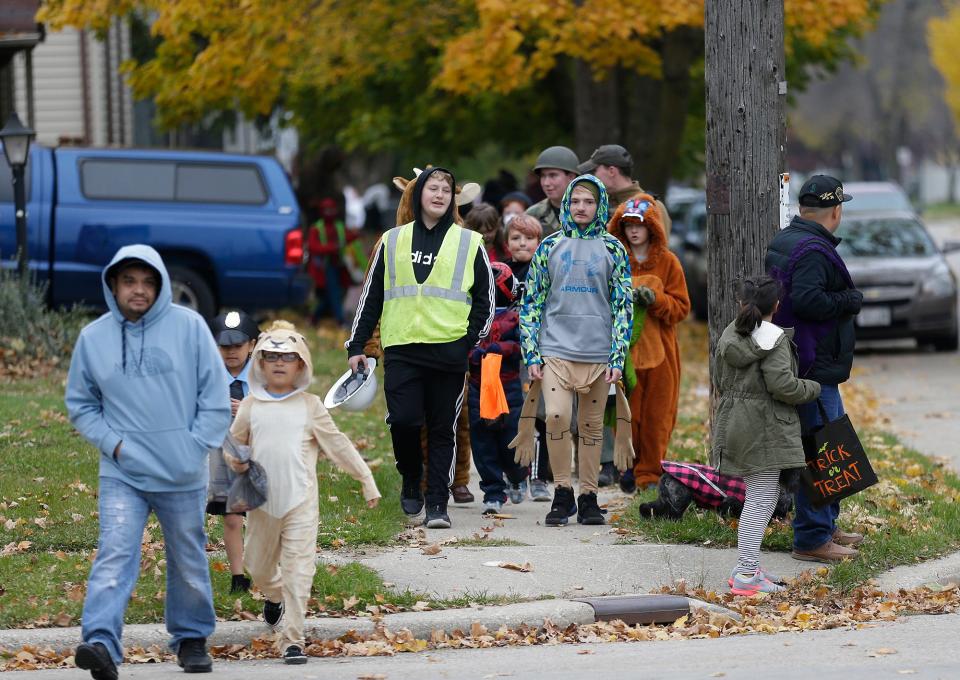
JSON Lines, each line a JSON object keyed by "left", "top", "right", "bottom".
{"left": 65, "top": 245, "right": 231, "bottom": 679}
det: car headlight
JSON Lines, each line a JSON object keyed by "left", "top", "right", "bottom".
{"left": 921, "top": 262, "right": 956, "bottom": 298}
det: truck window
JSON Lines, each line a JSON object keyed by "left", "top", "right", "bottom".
{"left": 175, "top": 164, "right": 267, "bottom": 204}
{"left": 81, "top": 160, "right": 176, "bottom": 200}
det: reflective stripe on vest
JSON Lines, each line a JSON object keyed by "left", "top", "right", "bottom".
{"left": 380, "top": 222, "right": 481, "bottom": 348}
{"left": 383, "top": 226, "right": 473, "bottom": 303}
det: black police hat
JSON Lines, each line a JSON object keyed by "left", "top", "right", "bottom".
{"left": 209, "top": 311, "right": 260, "bottom": 346}
{"left": 798, "top": 175, "right": 853, "bottom": 208}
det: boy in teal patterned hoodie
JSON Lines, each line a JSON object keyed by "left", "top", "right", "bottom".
{"left": 519, "top": 174, "right": 633, "bottom": 525}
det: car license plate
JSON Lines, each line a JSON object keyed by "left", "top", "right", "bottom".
{"left": 857, "top": 306, "right": 891, "bottom": 327}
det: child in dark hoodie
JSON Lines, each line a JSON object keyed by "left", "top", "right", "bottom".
{"left": 711, "top": 275, "right": 820, "bottom": 596}
{"left": 468, "top": 261, "right": 529, "bottom": 514}
{"left": 519, "top": 175, "right": 633, "bottom": 526}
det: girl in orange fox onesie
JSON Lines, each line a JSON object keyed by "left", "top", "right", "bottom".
{"left": 608, "top": 194, "right": 690, "bottom": 491}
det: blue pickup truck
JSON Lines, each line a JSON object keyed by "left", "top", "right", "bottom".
{"left": 0, "top": 145, "right": 310, "bottom": 318}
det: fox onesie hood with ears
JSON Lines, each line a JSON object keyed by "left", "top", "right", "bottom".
{"left": 608, "top": 193, "right": 691, "bottom": 486}
{"left": 248, "top": 320, "right": 314, "bottom": 401}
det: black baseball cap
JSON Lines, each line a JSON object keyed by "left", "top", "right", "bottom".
{"left": 577, "top": 144, "right": 634, "bottom": 174}
{"left": 209, "top": 310, "right": 260, "bottom": 346}
{"left": 798, "top": 175, "right": 853, "bottom": 208}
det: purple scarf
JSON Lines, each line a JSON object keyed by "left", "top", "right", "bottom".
{"left": 770, "top": 236, "right": 854, "bottom": 377}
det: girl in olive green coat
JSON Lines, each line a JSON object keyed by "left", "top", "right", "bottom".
{"left": 712, "top": 276, "right": 820, "bottom": 595}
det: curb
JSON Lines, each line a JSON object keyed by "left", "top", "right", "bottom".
{"left": 874, "top": 551, "right": 960, "bottom": 592}
{"left": 0, "top": 600, "right": 596, "bottom": 653}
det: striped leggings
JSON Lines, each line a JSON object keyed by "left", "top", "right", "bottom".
{"left": 735, "top": 470, "right": 781, "bottom": 575}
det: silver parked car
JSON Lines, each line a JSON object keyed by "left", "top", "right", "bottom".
{"left": 840, "top": 211, "right": 959, "bottom": 351}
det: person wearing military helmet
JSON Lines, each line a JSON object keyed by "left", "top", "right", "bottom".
{"left": 526, "top": 146, "right": 580, "bottom": 237}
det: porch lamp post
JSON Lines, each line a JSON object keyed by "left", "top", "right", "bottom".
{"left": 0, "top": 113, "right": 36, "bottom": 278}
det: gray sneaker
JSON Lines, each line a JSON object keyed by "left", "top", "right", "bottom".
{"left": 507, "top": 480, "right": 528, "bottom": 505}
{"left": 482, "top": 500, "right": 503, "bottom": 515}
{"left": 530, "top": 479, "right": 551, "bottom": 502}
{"left": 729, "top": 570, "right": 786, "bottom": 596}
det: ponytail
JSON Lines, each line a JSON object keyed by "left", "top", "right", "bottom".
{"left": 734, "top": 302, "right": 763, "bottom": 336}
{"left": 734, "top": 275, "right": 781, "bottom": 336}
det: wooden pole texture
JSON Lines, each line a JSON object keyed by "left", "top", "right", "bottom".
{"left": 705, "top": 0, "right": 787, "bottom": 376}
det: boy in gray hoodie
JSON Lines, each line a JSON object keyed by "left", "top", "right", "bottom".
{"left": 519, "top": 175, "right": 633, "bottom": 526}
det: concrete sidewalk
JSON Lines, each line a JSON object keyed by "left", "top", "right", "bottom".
{"left": 328, "top": 485, "right": 810, "bottom": 600}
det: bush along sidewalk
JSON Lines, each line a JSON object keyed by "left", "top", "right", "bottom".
{"left": 0, "top": 268, "right": 85, "bottom": 378}
{"left": 616, "top": 323, "right": 960, "bottom": 591}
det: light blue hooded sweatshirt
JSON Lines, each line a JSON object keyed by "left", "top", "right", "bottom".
{"left": 65, "top": 245, "right": 231, "bottom": 493}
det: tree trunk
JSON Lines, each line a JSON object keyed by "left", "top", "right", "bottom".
{"left": 572, "top": 26, "right": 703, "bottom": 197}
{"left": 705, "top": 0, "right": 786, "bottom": 387}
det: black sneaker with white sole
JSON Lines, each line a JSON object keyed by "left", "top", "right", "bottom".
{"left": 74, "top": 642, "right": 118, "bottom": 680}
{"left": 576, "top": 492, "right": 605, "bottom": 525}
{"left": 424, "top": 503, "right": 452, "bottom": 528}
{"left": 263, "top": 599, "right": 284, "bottom": 627}
{"left": 283, "top": 645, "right": 308, "bottom": 665}
{"left": 545, "top": 486, "right": 577, "bottom": 526}
{"left": 401, "top": 476, "right": 425, "bottom": 520}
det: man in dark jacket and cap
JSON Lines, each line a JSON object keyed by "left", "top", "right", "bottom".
{"left": 765, "top": 175, "right": 865, "bottom": 564}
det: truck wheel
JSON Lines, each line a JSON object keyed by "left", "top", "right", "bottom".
{"left": 167, "top": 265, "right": 216, "bottom": 319}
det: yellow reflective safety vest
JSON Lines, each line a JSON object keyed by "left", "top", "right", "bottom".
{"left": 380, "top": 221, "right": 483, "bottom": 348}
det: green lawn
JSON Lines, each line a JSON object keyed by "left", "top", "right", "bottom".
{"left": 615, "top": 322, "right": 960, "bottom": 591}
{"left": 0, "top": 321, "right": 412, "bottom": 627}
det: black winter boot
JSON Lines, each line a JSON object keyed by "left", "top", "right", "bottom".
{"left": 545, "top": 486, "right": 577, "bottom": 526}
{"left": 576, "top": 492, "right": 605, "bottom": 525}
{"left": 176, "top": 638, "right": 212, "bottom": 673}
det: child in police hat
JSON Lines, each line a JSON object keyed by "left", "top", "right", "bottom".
{"left": 228, "top": 320, "right": 380, "bottom": 664}
{"left": 206, "top": 310, "right": 260, "bottom": 594}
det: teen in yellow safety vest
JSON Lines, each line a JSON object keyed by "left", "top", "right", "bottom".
{"left": 346, "top": 168, "right": 494, "bottom": 529}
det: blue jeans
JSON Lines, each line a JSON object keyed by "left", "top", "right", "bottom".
{"left": 792, "top": 385, "right": 843, "bottom": 550}
{"left": 82, "top": 477, "right": 215, "bottom": 663}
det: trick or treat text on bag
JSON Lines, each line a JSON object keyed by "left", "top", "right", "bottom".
{"left": 806, "top": 440, "right": 865, "bottom": 499}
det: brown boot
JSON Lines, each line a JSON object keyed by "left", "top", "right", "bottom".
{"left": 832, "top": 528, "right": 864, "bottom": 547}
{"left": 450, "top": 485, "right": 474, "bottom": 504}
{"left": 792, "top": 540, "right": 858, "bottom": 563}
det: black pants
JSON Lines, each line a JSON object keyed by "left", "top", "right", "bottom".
{"left": 384, "top": 359, "right": 465, "bottom": 506}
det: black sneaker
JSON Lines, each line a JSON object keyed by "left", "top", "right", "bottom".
{"left": 263, "top": 599, "right": 284, "bottom": 627}
{"left": 598, "top": 462, "right": 618, "bottom": 487}
{"left": 424, "top": 503, "right": 452, "bottom": 529}
{"left": 283, "top": 645, "right": 308, "bottom": 665}
{"left": 545, "top": 486, "right": 577, "bottom": 526}
{"left": 401, "top": 476, "right": 425, "bottom": 521}
{"left": 619, "top": 469, "right": 637, "bottom": 494}
{"left": 176, "top": 638, "right": 213, "bottom": 673}
{"left": 230, "top": 574, "right": 251, "bottom": 594}
{"left": 74, "top": 642, "right": 118, "bottom": 680}
{"left": 577, "top": 492, "right": 606, "bottom": 525}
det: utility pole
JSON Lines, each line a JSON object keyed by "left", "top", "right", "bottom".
{"left": 704, "top": 0, "right": 787, "bottom": 377}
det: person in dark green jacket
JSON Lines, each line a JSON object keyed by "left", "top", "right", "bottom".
{"left": 711, "top": 275, "right": 820, "bottom": 596}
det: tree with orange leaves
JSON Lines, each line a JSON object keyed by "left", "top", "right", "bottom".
{"left": 38, "top": 0, "right": 882, "bottom": 189}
